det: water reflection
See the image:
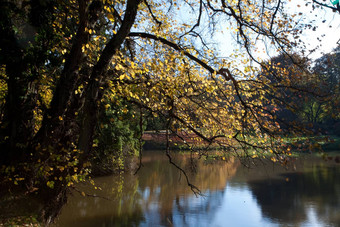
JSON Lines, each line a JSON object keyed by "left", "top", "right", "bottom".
{"left": 247, "top": 164, "right": 340, "bottom": 226}
{"left": 54, "top": 152, "right": 340, "bottom": 227}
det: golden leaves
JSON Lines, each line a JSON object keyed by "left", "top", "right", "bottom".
{"left": 107, "top": 14, "right": 115, "bottom": 23}
{"left": 42, "top": 0, "right": 304, "bottom": 161}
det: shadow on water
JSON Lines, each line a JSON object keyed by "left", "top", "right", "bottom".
{"left": 247, "top": 164, "right": 340, "bottom": 226}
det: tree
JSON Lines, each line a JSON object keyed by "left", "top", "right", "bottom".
{"left": 259, "top": 50, "right": 339, "bottom": 134}
{"left": 312, "top": 45, "right": 340, "bottom": 134}
{"left": 0, "top": 0, "right": 331, "bottom": 224}
{"left": 310, "top": 0, "right": 340, "bottom": 13}
{"left": 91, "top": 95, "right": 141, "bottom": 175}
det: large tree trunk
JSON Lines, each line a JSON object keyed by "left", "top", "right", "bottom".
{"left": 33, "top": 0, "right": 140, "bottom": 224}
{"left": 0, "top": 1, "right": 38, "bottom": 164}
{"left": 34, "top": 0, "right": 90, "bottom": 148}
{"left": 1, "top": 0, "right": 140, "bottom": 224}
{"left": 78, "top": 0, "right": 141, "bottom": 159}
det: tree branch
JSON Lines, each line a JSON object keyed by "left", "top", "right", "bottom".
{"left": 128, "top": 32, "right": 232, "bottom": 80}
{"left": 144, "top": 0, "right": 162, "bottom": 27}
{"left": 165, "top": 121, "right": 201, "bottom": 196}
{"left": 312, "top": 0, "right": 340, "bottom": 13}
{"left": 78, "top": 0, "right": 141, "bottom": 157}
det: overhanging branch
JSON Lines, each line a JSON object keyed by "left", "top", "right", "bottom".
{"left": 128, "top": 32, "right": 233, "bottom": 80}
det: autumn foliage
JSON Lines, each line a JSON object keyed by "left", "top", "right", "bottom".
{"left": 0, "top": 0, "right": 338, "bottom": 224}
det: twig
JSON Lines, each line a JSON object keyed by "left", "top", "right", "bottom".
{"left": 71, "top": 187, "right": 112, "bottom": 201}
{"left": 165, "top": 120, "right": 202, "bottom": 196}
{"left": 134, "top": 107, "right": 144, "bottom": 174}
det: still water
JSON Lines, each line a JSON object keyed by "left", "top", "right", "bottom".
{"left": 54, "top": 151, "right": 340, "bottom": 227}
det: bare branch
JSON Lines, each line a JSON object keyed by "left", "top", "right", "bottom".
{"left": 144, "top": 0, "right": 162, "bottom": 27}
{"left": 71, "top": 187, "right": 112, "bottom": 201}
{"left": 165, "top": 121, "right": 202, "bottom": 196}
{"left": 270, "top": 0, "right": 281, "bottom": 33}
{"left": 188, "top": 0, "right": 203, "bottom": 33}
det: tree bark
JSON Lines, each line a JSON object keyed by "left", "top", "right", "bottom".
{"left": 35, "top": 0, "right": 90, "bottom": 147}
{"left": 78, "top": 0, "right": 141, "bottom": 158}
{"left": 0, "top": 1, "right": 38, "bottom": 163}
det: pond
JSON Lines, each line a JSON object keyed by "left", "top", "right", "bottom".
{"left": 54, "top": 151, "right": 340, "bottom": 227}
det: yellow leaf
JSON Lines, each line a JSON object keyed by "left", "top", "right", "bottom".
{"left": 107, "top": 14, "right": 115, "bottom": 22}
{"left": 47, "top": 181, "right": 55, "bottom": 189}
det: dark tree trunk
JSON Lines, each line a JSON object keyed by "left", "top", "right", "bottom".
{"left": 38, "top": 183, "right": 68, "bottom": 226}
{"left": 0, "top": 1, "right": 38, "bottom": 164}
{"left": 34, "top": 0, "right": 90, "bottom": 147}
{"left": 78, "top": 0, "right": 141, "bottom": 159}
{"left": 33, "top": 0, "right": 141, "bottom": 224}
{"left": 1, "top": 0, "right": 141, "bottom": 224}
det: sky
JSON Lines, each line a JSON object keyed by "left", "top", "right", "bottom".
{"left": 213, "top": 0, "right": 340, "bottom": 62}
{"left": 292, "top": 0, "right": 340, "bottom": 59}
{"left": 160, "top": 0, "right": 339, "bottom": 73}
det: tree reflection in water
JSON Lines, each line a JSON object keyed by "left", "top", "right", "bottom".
{"left": 137, "top": 152, "right": 238, "bottom": 226}
{"left": 54, "top": 152, "right": 340, "bottom": 227}
{"left": 54, "top": 151, "right": 238, "bottom": 227}
{"left": 247, "top": 162, "right": 340, "bottom": 226}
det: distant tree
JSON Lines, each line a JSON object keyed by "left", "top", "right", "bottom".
{"left": 260, "top": 45, "right": 340, "bottom": 135}
{"left": 258, "top": 53, "right": 312, "bottom": 129}
{"left": 312, "top": 45, "right": 340, "bottom": 134}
